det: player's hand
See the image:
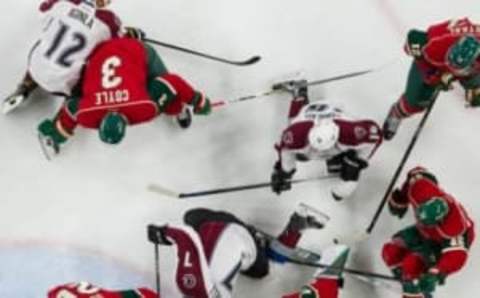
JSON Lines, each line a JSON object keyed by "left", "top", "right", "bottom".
{"left": 404, "top": 29, "right": 428, "bottom": 58}
{"left": 192, "top": 92, "right": 212, "bottom": 115}
{"left": 270, "top": 162, "right": 295, "bottom": 195}
{"left": 439, "top": 73, "right": 455, "bottom": 91}
{"left": 124, "top": 26, "right": 146, "bottom": 40}
{"left": 388, "top": 189, "right": 408, "bottom": 219}
{"left": 38, "top": 119, "right": 68, "bottom": 146}
{"left": 147, "top": 224, "right": 172, "bottom": 245}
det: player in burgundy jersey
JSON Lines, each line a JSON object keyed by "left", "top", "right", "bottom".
{"left": 383, "top": 18, "right": 480, "bottom": 140}
{"left": 270, "top": 80, "right": 383, "bottom": 201}
{"left": 382, "top": 166, "right": 475, "bottom": 298}
{"left": 2, "top": 0, "right": 143, "bottom": 114}
{"left": 147, "top": 204, "right": 328, "bottom": 298}
{"left": 47, "top": 282, "right": 158, "bottom": 298}
{"left": 37, "top": 37, "right": 212, "bottom": 155}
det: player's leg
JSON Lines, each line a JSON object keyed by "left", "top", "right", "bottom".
{"left": 382, "top": 61, "right": 439, "bottom": 140}
{"left": 272, "top": 79, "right": 309, "bottom": 119}
{"left": 277, "top": 203, "right": 328, "bottom": 248}
{"left": 184, "top": 208, "right": 270, "bottom": 280}
{"left": 2, "top": 72, "right": 38, "bottom": 114}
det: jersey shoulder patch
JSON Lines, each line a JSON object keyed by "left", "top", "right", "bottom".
{"left": 280, "top": 121, "right": 314, "bottom": 150}
{"left": 334, "top": 119, "right": 382, "bottom": 147}
{"left": 95, "top": 9, "right": 121, "bottom": 37}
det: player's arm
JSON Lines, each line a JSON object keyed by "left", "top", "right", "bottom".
{"left": 271, "top": 143, "right": 297, "bottom": 195}
{"left": 431, "top": 235, "right": 470, "bottom": 277}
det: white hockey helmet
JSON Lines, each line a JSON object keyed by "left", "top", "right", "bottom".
{"left": 308, "top": 119, "right": 340, "bottom": 151}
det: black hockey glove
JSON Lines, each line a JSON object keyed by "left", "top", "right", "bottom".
{"left": 147, "top": 224, "right": 172, "bottom": 245}
{"left": 388, "top": 189, "right": 408, "bottom": 219}
{"left": 326, "top": 152, "right": 346, "bottom": 174}
{"left": 339, "top": 150, "right": 368, "bottom": 182}
{"left": 124, "top": 26, "right": 146, "bottom": 40}
{"left": 271, "top": 161, "right": 296, "bottom": 195}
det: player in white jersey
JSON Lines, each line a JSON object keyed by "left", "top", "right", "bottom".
{"left": 2, "top": 0, "right": 144, "bottom": 114}
{"left": 271, "top": 80, "right": 383, "bottom": 200}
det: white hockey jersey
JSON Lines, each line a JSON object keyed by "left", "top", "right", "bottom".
{"left": 28, "top": 0, "right": 121, "bottom": 95}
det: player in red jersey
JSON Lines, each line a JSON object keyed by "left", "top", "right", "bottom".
{"left": 2, "top": 0, "right": 144, "bottom": 114}
{"left": 270, "top": 80, "right": 383, "bottom": 201}
{"left": 37, "top": 37, "right": 211, "bottom": 155}
{"left": 47, "top": 281, "right": 158, "bottom": 298}
{"left": 147, "top": 204, "right": 327, "bottom": 298}
{"left": 383, "top": 18, "right": 480, "bottom": 140}
{"left": 382, "top": 166, "right": 475, "bottom": 298}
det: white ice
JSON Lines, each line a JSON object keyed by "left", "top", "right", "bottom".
{"left": 0, "top": 0, "right": 479, "bottom": 297}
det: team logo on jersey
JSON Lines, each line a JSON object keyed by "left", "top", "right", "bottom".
{"left": 182, "top": 274, "right": 198, "bottom": 289}
{"left": 354, "top": 126, "right": 367, "bottom": 140}
{"left": 282, "top": 131, "right": 294, "bottom": 145}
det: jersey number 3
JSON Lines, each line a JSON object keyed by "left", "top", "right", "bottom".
{"left": 45, "top": 21, "right": 87, "bottom": 68}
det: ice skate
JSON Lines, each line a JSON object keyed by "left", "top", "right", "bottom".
{"left": 38, "top": 133, "right": 60, "bottom": 161}
{"left": 272, "top": 79, "right": 308, "bottom": 98}
{"left": 2, "top": 90, "right": 27, "bottom": 114}
{"left": 382, "top": 106, "right": 402, "bottom": 140}
{"left": 287, "top": 202, "right": 330, "bottom": 231}
{"left": 176, "top": 106, "right": 192, "bottom": 129}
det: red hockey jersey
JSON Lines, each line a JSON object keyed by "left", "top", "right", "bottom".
{"left": 422, "top": 18, "right": 480, "bottom": 75}
{"left": 47, "top": 282, "right": 158, "bottom": 298}
{"left": 73, "top": 38, "right": 158, "bottom": 129}
{"left": 392, "top": 176, "right": 475, "bottom": 275}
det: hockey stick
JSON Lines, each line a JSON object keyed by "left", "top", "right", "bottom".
{"left": 255, "top": 229, "right": 398, "bottom": 282}
{"left": 154, "top": 243, "right": 161, "bottom": 298}
{"left": 366, "top": 90, "right": 440, "bottom": 234}
{"left": 144, "top": 38, "right": 261, "bottom": 66}
{"left": 148, "top": 175, "right": 336, "bottom": 199}
{"left": 211, "top": 69, "right": 374, "bottom": 108}
{"left": 287, "top": 258, "right": 399, "bottom": 281}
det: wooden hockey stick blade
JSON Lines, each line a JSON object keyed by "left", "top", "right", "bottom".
{"left": 147, "top": 184, "right": 181, "bottom": 198}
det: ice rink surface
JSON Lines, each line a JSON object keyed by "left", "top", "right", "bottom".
{"left": 0, "top": 0, "right": 479, "bottom": 297}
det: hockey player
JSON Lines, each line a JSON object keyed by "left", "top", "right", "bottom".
{"left": 382, "top": 166, "right": 475, "bottom": 298}
{"left": 383, "top": 18, "right": 480, "bottom": 140}
{"left": 2, "top": 0, "right": 144, "bottom": 114}
{"left": 282, "top": 245, "right": 350, "bottom": 298}
{"left": 37, "top": 37, "right": 211, "bottom": 155}
{"left": 147, "top": 203, "right": 328, "bottom": 298}
{"left": 270, "top": 80, "right": 383, "bottom": 201}
{"left": 47, "top": 281, "right": 158, "bottom": 298}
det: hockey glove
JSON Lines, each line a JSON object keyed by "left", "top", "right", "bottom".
{"left": 38, "top": 119, "right": 68, "bottom": 147}
{"left": 147, "top": 224, "right": 172, "bottom": 245}
{"left": 418, "top": 273, "right": 440, "bottom": 294}
{"left": 124, "top": 26, "right": 146, "bottom": 40}
{"left": 339, "top": 150, "right": 368, "bottom": 182}
{"left": 465, "top": 87, "right": 480, "bottom": 107}
{"left": 271, "top": 161, "right": 296, "bottom": 195}
{"left": 388, "top": 189, "right": 408, "bottom": 219}
{"left": 192, "top": 92, "right": 212, "bottom": 115}
{"left": 438, "top": 72, "right": 455, "bottom": 91}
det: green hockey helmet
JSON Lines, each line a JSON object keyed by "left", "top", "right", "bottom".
{"left": 99, "top": 111, "right": 127, "bottom": 145}
{"left": 447, "top": 35, "right": 480, "bottom": 75}
{"left": 416, "top": 197, "right": 449, "bottom": 226}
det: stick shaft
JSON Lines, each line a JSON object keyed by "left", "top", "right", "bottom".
{"left": 366, "top": 90, "right": 440, "bottom": 233}
{"left": 144, "top": 38, "right": 260, "bottom": 66}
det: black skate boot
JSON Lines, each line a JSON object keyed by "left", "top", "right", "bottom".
{"left": 176, "top": 106, "right": 192, "bottom": 129}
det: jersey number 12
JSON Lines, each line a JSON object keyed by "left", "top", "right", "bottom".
{"left": 45, "top": 21, "right": 87, "bottom": 68}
